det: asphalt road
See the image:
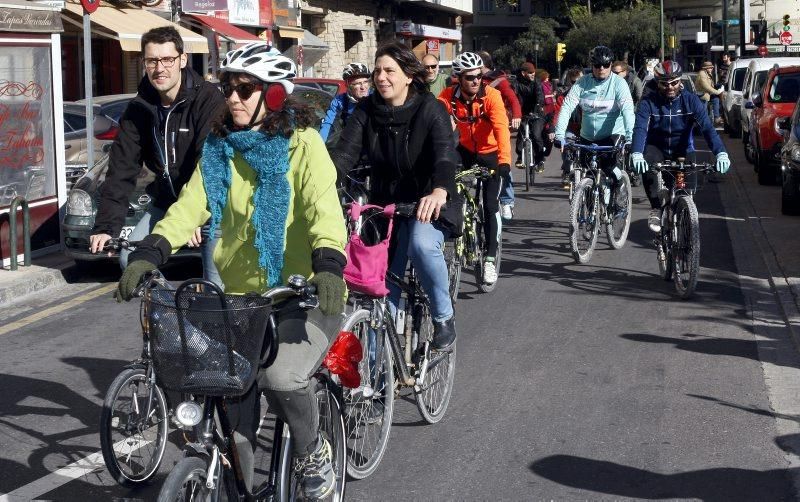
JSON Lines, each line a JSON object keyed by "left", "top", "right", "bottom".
{"left": 1, "top": 132, "right": 799, "bottom": 501}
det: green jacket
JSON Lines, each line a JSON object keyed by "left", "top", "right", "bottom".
{"left": 427, "top": 72, "right": 449, "bottom": 98}
{"left": 151, "top": 127, "right": 347, "bottom": 294}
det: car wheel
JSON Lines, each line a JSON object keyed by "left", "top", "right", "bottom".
{"left": 743, "top": 131, "right": 755, "bottom": 165}
{"left": 782, "top": 172, "right": 800, "bottom": 215}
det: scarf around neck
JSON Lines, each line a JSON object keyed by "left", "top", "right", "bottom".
{"left": 201, "top": 129, "right": 291, "bottom": 287}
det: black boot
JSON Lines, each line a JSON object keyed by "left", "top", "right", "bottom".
{"left": 432, "top": 318, "right": 456, "bottom": 351}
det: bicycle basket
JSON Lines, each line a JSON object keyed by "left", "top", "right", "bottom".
{"left": 145, "top": 280, "right": 273, "bottom": 396}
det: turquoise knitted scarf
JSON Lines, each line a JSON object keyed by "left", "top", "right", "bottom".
{"left": 201, "top": 129, "right": 291, "bottom": 287}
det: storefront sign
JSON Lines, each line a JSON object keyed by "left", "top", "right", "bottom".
{"left": 228, "top": 0, "right": 260, "bottom": 26}
{"left": 426, "top": 39, "right": 440, "bottom": 51}
{"left": 0, "top": 6, "right": 63, "bottom": 32}
{"left": 395, "top": 20, "right": 461, "bottom": 42}
{"left": 182, "top": 0, "right": 227, "bottom": 12}
{"left": 675, "top": 18, "right": 703, "bottom": 42}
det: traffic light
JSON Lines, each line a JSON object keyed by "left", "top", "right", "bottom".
{"left": 784, "top": 14, "right": 791, "bottom": 30}
{"left": 556, "top": 43, "right": 567, "bottom": 62}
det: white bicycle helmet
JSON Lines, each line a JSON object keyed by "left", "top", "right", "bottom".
{"left": 342, "top": 62, "right": 370, "bottom": 80}
{"left": 452, "top": 52, "right": 484, "bottom": 75}
{"left": 220, "top": 42, "right": 296, "bottom": 94}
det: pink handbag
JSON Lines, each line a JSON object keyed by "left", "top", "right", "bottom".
{"left": 343, "top": 203, "right": 395, "bottom": 297}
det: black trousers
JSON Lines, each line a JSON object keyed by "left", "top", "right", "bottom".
{"left": 516, "top": 116, "right": 546, "bottom": 163}
{"left": 641, "top": 145, "right": 697, "bottom": 209}
{"left": 577, "top": 135, "right": 625, "bottom": 187}
{"left": 457, "top": 145, "right": 502, "bottom": 258}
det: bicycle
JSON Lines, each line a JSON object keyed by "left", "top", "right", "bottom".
{"left": 518, "top": 114, "right": 537, "bottom": 191}
{"left": 651, "top": 159, "right": 715, "bottom": 299}
{"left": 565, "top": 140, "right": 632, "bottom": 264}
{"left": 152, "top": 274, "right": 347, "bottom": 501}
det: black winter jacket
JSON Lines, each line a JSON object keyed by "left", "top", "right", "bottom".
{"left": 92, "top": 67, "right": 225, "bottom": 235}
{"left": 512, "top": 72, "right": 545, "bottom": 116}
{"left": 331, "top": 91, "right": 458, "bottom": 222}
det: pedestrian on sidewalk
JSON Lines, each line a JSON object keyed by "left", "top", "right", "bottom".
{"left": 88, "top": 26, "right": 226, "bottom": 286}
{"left": 695, "top": 60, "right": 725, "bottom": 127}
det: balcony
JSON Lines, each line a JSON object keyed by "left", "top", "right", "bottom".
{"left": 398, "top": 0, "right": 472, "bottom": 16}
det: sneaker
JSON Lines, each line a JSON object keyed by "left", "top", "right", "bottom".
{"left": 648, "top": 209, "right": 662, "bottom": 233}
{"left": 535, "top": 161, "right": 545, "bottom": 173}
{"left": 501, "top": 204, "right": 513, "bottom": 220}
{"left": 483, "top": 260, "right": 498, "bottom": 285}
{"left": 432, "top": 317, "right": 456, "bottom": 351}
{"left": 294, "top": 436, "right": 335, "bottom": 500}
{"left": 562, "top": 173, "right": 570, "bottom": 189}
{"left": 515, "top": 160, "right": 525, "bottom": 169}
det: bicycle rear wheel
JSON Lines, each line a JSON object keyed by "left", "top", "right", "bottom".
{"left": 672, "top": 196, "right": 701, "bottom": 299}
{"left": 341, "top": 309, "right": 394, "bottom": 480}
{"left": 471, "top": 216, "right": 485, "bottom": 287}
{"left": 444, "top": 239, "right": 463, "bottom": 304}
{"left": 413, "top": 303, "right": 456, "bottom": 424}
{"left": 523, "top": 139, "right": 533, "bottom": 191}
{"left": 569, "top": 178, "right": 599, "bottom": 263}
{"left": 156, "top": 456, "right": 212, "bottom": 501}
{"left": 606, "top": 171, "right": 632, "bottom": 249}
{"left": 100, "top": 366, "right": 168, "bottom": 486}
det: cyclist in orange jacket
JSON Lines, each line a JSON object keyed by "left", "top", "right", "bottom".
{"left": 439, "top": 52, "right": 511, "bottom": 286}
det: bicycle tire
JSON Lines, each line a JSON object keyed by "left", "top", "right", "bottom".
{"left": 100, "top": 367, "right": 168, "bottom": 486}
{"left": 672, "top": 196, "right": 701, "bottom": 299}
{"left": 569, "top": 178, "right": 599, "bottom": 264}
{"left": 341, "top": 309, "right": 394, "bottom": 480}
{"left": 444, "top": 239, "right": 463, "bottom": 304}
{"left": 156, "top": 456, "right": 212, "bottom": 502}
{"left": 413, "top": 303, "right": 456, "bottom": 424}
{"left": 472, "top": 217, "right": 485, "bottom": 287}
{"left": 657, "top": 220, "right": 673, "bottom": 282}
{"left": 606, "top": 171, "right": 632, "bottom": 249}
{"left": 523, "top": 139, "right": 533, "bottom": 191}
{"left": 479, "top": 232, "right": 502, "bottom": 293}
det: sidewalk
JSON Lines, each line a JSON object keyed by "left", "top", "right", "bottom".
{"left": 0, "top": 253, "right": 76, "bottom": 307}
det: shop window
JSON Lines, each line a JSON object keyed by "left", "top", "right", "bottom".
{"left": 344, "top": 30, "right": 363, "bottom": 53}
{"left": 478, "top": 0, "right": 493, "bottom": 13}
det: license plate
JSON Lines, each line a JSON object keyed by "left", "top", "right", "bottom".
{"left": 119, "top": 226, "right": 134, "bottom": 239}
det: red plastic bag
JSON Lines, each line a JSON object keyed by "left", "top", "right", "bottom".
{"left": 323, "top": 330, "right": 363, "bottom": 388}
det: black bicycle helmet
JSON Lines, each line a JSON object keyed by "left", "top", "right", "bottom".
{"left": 589, "top": 46, "right": 614, "bottom": 66}
{"left": 652, "top": 60, "right": 683, "bottom": 81}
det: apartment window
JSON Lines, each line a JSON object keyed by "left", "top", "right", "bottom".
{"left": 344, "top": 30, "right": 363, "bottom": 52}
{"left": 478, "top": 0, "right": 493, "bottom": 13}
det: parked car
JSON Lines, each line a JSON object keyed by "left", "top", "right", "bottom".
{"left": 740, "top": 57, "right": 800, "bottom": 164}
{"left": 77, "top": 93, "right": 136, "bottom": 126}
{"left": 722, "top": 58, "right": 753, "bottom": 136}
{"left": 779, "top": 95, "right": 800, "bottom": 214}
{"left": 62, "top": 86, "right": 337, "bottom": 265}
{"left": 748, "top": 65, "right": 800, "bottom": 184}
{"left": 293, "top": 77, "right": 346, "bottom": 96}
{"left": 63, "top": 102, "right": 117, "bottom": 191}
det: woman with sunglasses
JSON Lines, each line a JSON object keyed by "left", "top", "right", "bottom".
{"left": 553, "top": 45, "right": 635, "bottom": 198}
{"left": 629, "top": 60, "right": 729, "bottom": 233}
{"left": 115, "top": 42, "right": 348, "bottom": 500}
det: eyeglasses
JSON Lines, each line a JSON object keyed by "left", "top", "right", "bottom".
{"left": 222, "top": 81, "right": 263, "bottom": 100}
{"left": 424, "top": 65, "right": 438, "bottom": 70}
{"left": 612, "top": 69, "right": 625, "bottom": 75}
{"left": 593, "top": 63, "right": 611, "bottom": 69}
{"left": 657, "top": 79, "right": 681, "bottom": 88}
{"left": 143, "top": 55, "right": 180, "bottom": 69}
{"left": 348, "top": 80, "right": 371, "bottom": 88}
{"left": 461, "top": 74, "right": 481, "bottom": 82}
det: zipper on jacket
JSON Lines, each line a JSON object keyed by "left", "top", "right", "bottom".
{"left": 161, "top": 98, "right": 186, "bottom": 199}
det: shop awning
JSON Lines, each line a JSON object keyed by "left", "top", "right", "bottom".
{"left": 278, "top": 26, "right": 304, "bottom": 40}
{"left": 63, "top": 2, "right": 208, "bottom": 53}
{"left": 182, "top": 14, "right": 260, "bottom": 45}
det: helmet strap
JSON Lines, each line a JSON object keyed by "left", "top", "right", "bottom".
{"left": 246, "top": 94, "right": 265, "bottom": 129}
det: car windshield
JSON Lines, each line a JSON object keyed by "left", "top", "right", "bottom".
{"left": 769, "top": 73, "right": 800, "bottom": 103}
{"left": 731, "top": 68, "right": 746, "bottom": 91}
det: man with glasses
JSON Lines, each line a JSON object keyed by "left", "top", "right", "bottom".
{"left": 630, "top": 60, "right": 729, "bottom": 232}
{"left": 89, "top": 26, "right": 225, "bottom": 285}
{"left": 554, "top": 46, "right": 635, "bottom": 200}
{"left": 423, "top": 53, "right": 448, "bottom": 97}
{"left": 611, "top": 61, "right": 643, "bottom": 107}
{"left": 319, "top": 62, "right": 372, "bottom": 144}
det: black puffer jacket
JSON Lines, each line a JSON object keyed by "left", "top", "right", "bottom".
{"left": 512, "top": 72, "right": 545, "bottom": 116}
{"left": 331, "top": 90, "right": 459, "bottom": 227}
{"left": 92, "top": 67, "right": 225, "bottom": 235}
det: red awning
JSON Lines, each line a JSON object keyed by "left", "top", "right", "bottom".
{"left": 182, "top": 14, "right": 260, "bottom": 45}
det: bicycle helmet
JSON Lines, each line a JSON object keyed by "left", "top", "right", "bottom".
{"left": 589, "top": 46, "right": 614, "bottom": 66}
{"left": 653, "top": 60, "right": 683, "bottom": 81}
{"left": 452, "top": 52, "right": 484, "bottom": 75}
{"left": 220, "top": 42, "right": 296, "bottom": 94}
{"left": 342, "top": 62, "right": 370, "bottom": 81}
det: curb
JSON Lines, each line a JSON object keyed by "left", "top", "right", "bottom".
{"left": 0, "top": 254, "right": 75, "bottom": 308}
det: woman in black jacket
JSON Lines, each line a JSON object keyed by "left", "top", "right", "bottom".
{"left": 331, "top": 41, "right": 459, "bottom": 350}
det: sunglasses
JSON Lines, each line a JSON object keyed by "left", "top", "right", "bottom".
{"left": 612, "top": 69, "right": 625, "bottom": 74}
{"left": 593, "top": 63, "right": 611, "bottom": 69}
{"left": 424, "top": 65, "right": 438, "bottom": 70}
{"left": 461, "top": 74, "right": 481, "bottom": 82}
{"left": 222, "top": 81, "right": 263, "bottom": 100}
{"left": 658, "top": 79, "right": 681, "bottom": 88}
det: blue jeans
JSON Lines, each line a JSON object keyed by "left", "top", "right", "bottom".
{"left": 119, "top": 207, "right": 223, "bottom": 288}
{"left": 710, "top": 94, "right": 721, "bottom": 119}
{"left": 500, "top": 171, "right": 514, "bottom": 206}
{"left": 387, "top": 219, "right": 452, "bottom": 323}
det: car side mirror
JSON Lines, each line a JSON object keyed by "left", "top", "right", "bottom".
{"left": 752, "top": 95, "right": 763, "bottom": 107}
{"left": 744, "top": 101, "right": 755, "bottom": 109}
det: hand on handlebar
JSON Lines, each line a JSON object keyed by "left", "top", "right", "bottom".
{"left": 89, "top": 233, "right": 113, "bottom": 256}
{"left": 553, "top": 138, "right": 563, "bottom": 152}
{"left": 417, "top": 188, "right": 448, "bottom": 224}
{"left": 511, "top": 118, "right": 521, "bottom": 130}
{"left": 631, "top": 152, "right": 649, "bottom": 174}
{"left": 308, "top": 272, "right": 345, "bottom": 316}
{"left": 715, "top": 152, "right": 730, "bottom": 174}
{"left": 115, "top": 260, "right": 157, "bottom": 303}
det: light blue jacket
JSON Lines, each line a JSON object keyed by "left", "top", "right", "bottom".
{"left": 554, "top": 73, "right": 635, "bottom": 143}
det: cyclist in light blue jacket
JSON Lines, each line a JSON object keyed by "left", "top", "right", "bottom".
{"left": 319, "top": 63, "right": 372, "bottom": 144}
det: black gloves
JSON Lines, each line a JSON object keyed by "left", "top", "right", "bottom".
{"left": 116, "top": 260, "right": 157, "bottom": 302}
{"left": 309, "top": 272, "right": 346, "bottom": 316}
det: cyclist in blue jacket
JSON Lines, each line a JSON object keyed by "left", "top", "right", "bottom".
{"left": 319, "top": 63, "right": 372, "bottom": 144}
{"left": 629, "top": 61, "right": 730, "bottom": 232}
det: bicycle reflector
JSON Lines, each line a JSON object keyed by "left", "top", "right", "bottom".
{"left": 175, "top": 400, "right": 204, "bottom": 427}
{"left": 676, "top": 171, "right": 686, "bottom": 190}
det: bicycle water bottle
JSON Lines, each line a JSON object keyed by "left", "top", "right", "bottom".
{"left": 602, "top": 179, "right": 611, "bottom": 205}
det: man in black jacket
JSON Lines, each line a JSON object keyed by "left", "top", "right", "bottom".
{"left": 512, "top": 62, "right": 546, "bottom": 171}
{"left": 89, "top": 27, "right": 225, "bottom": 284}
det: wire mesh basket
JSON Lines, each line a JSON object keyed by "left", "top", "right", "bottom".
{"left": 144, "top": 280, "right": 273, "bottom": 397}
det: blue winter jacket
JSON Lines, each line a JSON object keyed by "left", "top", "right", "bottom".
{"left": 320, "top": 92, "right": 358, "bottom": 142}
{"left": 632, "top": 89, "right": 726, "bottom": 157}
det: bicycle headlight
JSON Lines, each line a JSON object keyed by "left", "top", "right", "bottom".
{"left": 175, "top": 400, "right": 203, "bottom": 427}
{"left": 66, "top": 189, "right": 93, "bottom": 216}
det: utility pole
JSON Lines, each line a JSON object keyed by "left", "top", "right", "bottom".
{"left": 722, "top": 0, "right": 729, "bottom": 56}
{"left": 738, "top": 0, "right": 748, "bottom": 57}
{"left": 659, "top": 0, "right": 665, "bottom": 60}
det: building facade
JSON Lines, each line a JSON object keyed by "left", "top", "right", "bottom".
{"left": 462, "top": 0, "right": 562, "bottom": 53}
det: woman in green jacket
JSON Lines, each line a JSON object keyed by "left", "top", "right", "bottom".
{"left": 116, "top": 42, "right": 347, "bottom": 500}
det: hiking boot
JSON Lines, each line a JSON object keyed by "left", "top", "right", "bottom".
{"left": 483, "top": 260, "right": 498, "bottom": 285}
{"left": 648, "top": 209, "right": 662, "bottom": 233}
{"left": 501, "top": 204, "right": 513, "bottom": 220}
{"left": 294, "top": 436, "right": 335, "bottom": 500}
{"left": 432, "top": 317, "right": 456, "bottom": 351}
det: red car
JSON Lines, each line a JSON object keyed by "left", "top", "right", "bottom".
{"left": 748, "top": 64, "right": 800, "bottom": 185}
{"left": 293, "top": 77, "right": 346, "bottom": 96}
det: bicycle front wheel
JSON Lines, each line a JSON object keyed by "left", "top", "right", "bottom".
{"left": 672, "top": 196, "right": 701, "bottom": 299}
{"left": 606, "top": 171, "right": 632, "bottom": 249}
{"left": 569, "top": 178, "right": 599, "bottom": 263}
{"left": 100, "top": 366, "right": 168, "bottom": 486}
{"left": 156, "top": 456, "right": 212, "bottom": 502}
{"left": 413, "top": 304, "right": 456, "bottom": 424}
{"left": 341, "top": 309, "right": 394, "bottom": 480}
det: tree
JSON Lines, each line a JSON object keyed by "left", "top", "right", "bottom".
{"left": 492, "top": 17, "right": 560, "bottom": 75}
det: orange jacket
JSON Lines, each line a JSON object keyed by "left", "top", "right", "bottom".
{"left": 438, "top": 85, "right": 511, "bottom": 165}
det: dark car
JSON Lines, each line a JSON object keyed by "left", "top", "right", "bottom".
{"left": 61, "top": 86, "right": 336, "bottom": 264}
{"left": 293, "top": 78, "right": 346, "bottom": 96}
{"left": 778, "top": 94, "right": 800, "bottom": 214}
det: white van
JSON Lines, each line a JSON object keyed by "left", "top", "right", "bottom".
{"left": 722, "top": 57, "right": 753, "bottom": 135}
{"left": 740, "top": 57, "right": 800, "bottom": 156}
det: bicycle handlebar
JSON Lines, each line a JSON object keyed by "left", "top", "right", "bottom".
{"left": 103, "top": 238, "right": 140, "bottom": 252}
{"left": 456, "top": 164, "right": 495, "bottom": 180}
{"left": 651, "top": 161, "right": 714, "bottom": 173}
{"left": 563, "top": 141, "right": 621, "bottom": 153}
